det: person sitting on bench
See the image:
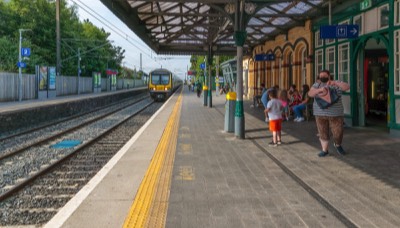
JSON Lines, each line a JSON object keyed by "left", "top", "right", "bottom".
{"left": 252, "top": 83, "right": 266, "bottom": 107}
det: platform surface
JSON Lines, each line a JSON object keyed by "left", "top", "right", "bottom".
{"left": 44, "top": 87, "right": 400, "bottom": 228}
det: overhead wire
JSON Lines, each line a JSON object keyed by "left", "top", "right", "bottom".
{"left": 69, "top": 0, "right": 190, "bottom": 75}
{"left": 76, "top": 0, "right": 190, "bottom": 71}
{"left": 69, "top": 0, "right": 162, "bottom": 68}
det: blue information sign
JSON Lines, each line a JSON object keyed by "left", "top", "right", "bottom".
{"left": 17, "top": 62, "right": 26, "bottom": 68}
{"left": 200, "top": 62, "right": 205, "bottom": 69}
{"left": 320, "top": 25, "right": 359, "bottom": 39}
{"left": 255, "top": 53, "right": 275, "bottom": 61}
{"left": 21, "top": 47, "right": 31, "bottom": 57}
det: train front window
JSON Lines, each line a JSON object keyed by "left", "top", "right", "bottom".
{"left": 151, "top": 75, "right": 161, "bottom": 84}
{"left": 161, "top": 75, "right": 170, "bottom": 85}
{"left": 151, "top": 74, "right": 170, "bottom": 85}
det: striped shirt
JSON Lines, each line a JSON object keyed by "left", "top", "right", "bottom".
{"left": 312, "top": 82, "right": 344, "bottom": 117}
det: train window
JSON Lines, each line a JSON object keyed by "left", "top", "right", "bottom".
{"left": 161, "top": 75, "right": 170, "bottom": 85}
{"left": 151, "top": 75, "right": 161, "bottom": 84}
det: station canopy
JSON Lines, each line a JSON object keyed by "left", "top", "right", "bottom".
{"left": 100, "top": 0, "right": 343, "bottom": 56}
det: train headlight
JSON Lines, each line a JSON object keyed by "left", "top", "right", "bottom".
{"left": 165, "top": 88, "right": 168, "bottom": 91}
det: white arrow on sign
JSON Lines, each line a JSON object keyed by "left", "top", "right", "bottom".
{"left": 350, "top": 28, "right": 357, "bottom": 35}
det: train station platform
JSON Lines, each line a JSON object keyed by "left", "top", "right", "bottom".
{"left": 0, "top": 87, "right": 146, "bottom": 114}
{"left": 45, "top": 86, "right": 400, "bottom": 227}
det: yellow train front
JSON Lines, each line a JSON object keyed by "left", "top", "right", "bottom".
{"left": 148, "top": 68, "right": 182, "bottom": 101}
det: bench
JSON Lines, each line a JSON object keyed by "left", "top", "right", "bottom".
{"left": 304, "top": 103, "right": 313, "bottom": 121}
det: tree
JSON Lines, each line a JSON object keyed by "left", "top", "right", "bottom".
{"left": 190, "top": 55, "right": 233, "bottom": 82}
{"left": 0, "top": 0, "right": 126, "bottom": 76}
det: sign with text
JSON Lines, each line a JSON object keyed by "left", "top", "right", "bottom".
{"left": 48, "top": 67, "right": 56, "bottom": 90}
{"left": 39, "top": 66, "right": 48, "bottom": 91}
{"left": 360, "top": 0, "right": 372, "bottom": 10}
{"left": 188, "top": 70, "right": 196, "bottom": 75}
{"left": 93, "top": 72, "right": 102, "bottom": 88}
{"left": 17, "top": 62, "right": 26, "bottom": 68}
{"left": 320, "top": 25, "right": 359, "bottom": 39}
{"left": 255, "top": 53, "right": 275, "bottom": 61}
{"left": 21, "top": 47, "right": 31, "bottom": 57}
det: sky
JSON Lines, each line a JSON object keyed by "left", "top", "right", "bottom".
{"left": 69, "top": 0, "right": 191, "bottom": 79}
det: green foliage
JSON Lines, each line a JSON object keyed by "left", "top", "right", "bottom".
{"left": 0, "top": 0, "right": 126, "bottom": 76}
{"left": 189, "top": 55, "right": 233, "bottom": 82}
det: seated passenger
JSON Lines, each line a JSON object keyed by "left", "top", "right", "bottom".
{"left": 279, "top": 89, "right": 290, "bottom": 121}
{"left": 252, "top": 83, "right": 266, "bottom": 107}
{"left": 292, "top": 84, "right": 311, "bottom": 122}
{"left": 288, "top": 84, "right": 302, "bottom": 111}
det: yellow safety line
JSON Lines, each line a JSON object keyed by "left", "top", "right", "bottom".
{"left": 123, "top": 91, "right": 182, "bottom": 228}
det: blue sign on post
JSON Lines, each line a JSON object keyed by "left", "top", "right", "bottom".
{"left": 21, "top": 47, "right": 31, "bottom": 57}
{"left": 200, "top": 62, "right": 205, "bottom": 69}
{"left": 320, "top": 25, "right": 359, "bottom": 39}
{"left": 17, "top": 62, "right": 26, "bottom": 68}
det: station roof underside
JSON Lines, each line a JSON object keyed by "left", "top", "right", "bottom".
{"left": 100, "top": 0, "right": 344, "bottom": 56}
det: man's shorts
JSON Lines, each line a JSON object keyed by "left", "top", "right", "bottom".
{"left": 269, "top": 119, "right": 282, "bottom": 132}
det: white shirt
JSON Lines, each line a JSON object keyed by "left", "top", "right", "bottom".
{"left": 266, "top": 98, "right": 282, "bottom": 120}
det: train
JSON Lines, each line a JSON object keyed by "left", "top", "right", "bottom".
{"left": 148, "top": 68, "right": 182, "bottom": 101}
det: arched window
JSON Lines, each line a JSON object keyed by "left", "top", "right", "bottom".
{"left": 301, "top": 48, "right": 307, "bottom": 85}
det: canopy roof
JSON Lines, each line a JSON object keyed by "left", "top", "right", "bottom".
{"left": 100, "top": 0, "right": 344, "bottom": 56}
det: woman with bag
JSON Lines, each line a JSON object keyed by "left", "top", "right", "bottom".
{"left": 308, "top": 70, "right": 350, "bottom": 157}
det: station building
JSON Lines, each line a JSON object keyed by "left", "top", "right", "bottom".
{"left": 247, "top": 0, "right": 400, "bottom": 135}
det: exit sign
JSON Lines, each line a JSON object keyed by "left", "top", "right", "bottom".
{"left": 360, "top": 0, "right": 371, "bottom": 10}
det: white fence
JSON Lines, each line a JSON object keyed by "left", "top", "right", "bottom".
{"left": 0, "top": 72, "right": 146, "bottom": 102}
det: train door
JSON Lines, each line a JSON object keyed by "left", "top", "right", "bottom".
{"left": 363, "top": 48, "right": 389, "bottom": 129}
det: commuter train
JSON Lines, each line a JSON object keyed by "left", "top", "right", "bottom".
{"left": 148, "top": 68, "right": 182, "bottom": 101}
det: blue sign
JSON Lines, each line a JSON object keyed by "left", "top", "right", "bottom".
{"left": 17, "top": 62, "right": 26, "bottom": 68}
{"left": 200, "top": 62, "right": 205, "bottom": 69}
{"left": 267, "top": 53, "right": 275, "bottom": 61}
{"left": 254, "top": 53, "right": 275, "bottom": 61}
{"left": 320, "top": 25, "right": 359, "bottom": 39}
{"left": 21, "top": 47, "right": 31, "bottom": 57}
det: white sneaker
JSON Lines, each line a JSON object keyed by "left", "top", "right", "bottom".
{"left": 265, "top": 117, "right": 269, "bottom": 123}
{"left": 297, "top": 117, "right": 305, "bottom": 122}
{"left": 294, "top": 117, "right": 299, "bottom": 122}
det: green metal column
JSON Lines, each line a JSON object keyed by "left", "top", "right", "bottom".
{"left": 233, "top": 0, "right": 246, "bottom": 139}
{"left": 207, "top": 47, "right": 213, "bottom": 108}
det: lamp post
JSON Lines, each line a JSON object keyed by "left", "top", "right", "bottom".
{"left": 18, "top": 29, "right": 31, "bottom": 102}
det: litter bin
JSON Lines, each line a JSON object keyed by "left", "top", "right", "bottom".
{"left": 224, "top": 92, "right": 236, "bottom": 132}
{"left": 203, "top": 85, "right": 208, "bottom": 106}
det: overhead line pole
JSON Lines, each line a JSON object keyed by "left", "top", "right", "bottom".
{"left": 56, "top": 0, "right": 61, "bottom": 76}
{"left": 18, "top": 29, "right": 31, "bottom": 101}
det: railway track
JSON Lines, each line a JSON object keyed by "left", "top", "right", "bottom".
{"left": 0, "top": 97, "right": 163, "bottom": 226}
